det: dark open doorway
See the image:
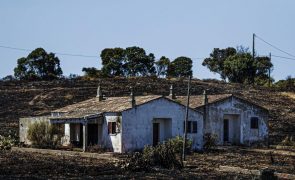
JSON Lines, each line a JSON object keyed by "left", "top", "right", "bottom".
{"left": 153, "top": 123, "right": 160, "bottom": 146}
{"left": 223, "top": 119, "right": 229, "bottom": 142}
{"left": 88, "top": 124, "right": 98, "bottom": 145}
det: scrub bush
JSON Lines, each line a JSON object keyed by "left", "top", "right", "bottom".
{"left": 0, "top": 135, "right": 16, "bottom": 150}
{"left": 119, "top": 136, "right": 186, "bottom": 171}
{"left": 203, "top": 133, "right": 218, "bottom": 150}
{"left": 27, "top": 121, "right": 62, "bottom": 148}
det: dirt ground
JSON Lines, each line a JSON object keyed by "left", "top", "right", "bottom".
{"left": 0, "top": 148, "right": 294, "bottom": 179}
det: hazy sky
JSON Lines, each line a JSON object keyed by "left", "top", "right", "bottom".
{"left": 1, "top": 1, "right": 295, "bottom": 81}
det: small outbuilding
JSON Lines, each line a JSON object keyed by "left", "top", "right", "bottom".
{"left": 168, "top": 87, "right": 269, "bottom": 146}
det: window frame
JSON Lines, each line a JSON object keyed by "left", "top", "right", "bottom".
{"left": 108, "top": 122, "right": 117, "bottom": 134}
{"left": 250, "top": 117, "right": 259, "bottom": 129}
{"left": 183, "top": 121, "right": 198, "bottom": 134}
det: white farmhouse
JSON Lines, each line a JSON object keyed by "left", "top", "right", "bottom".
{"left": 19, "top": 85, "right": 269, "bottom": 152}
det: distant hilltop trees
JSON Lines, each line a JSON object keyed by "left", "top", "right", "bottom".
{"left": 14, "top": 48, "right": 63, "bottom": 81}
{"left": 1, "top": 45, "right": 294, "bottom": 90}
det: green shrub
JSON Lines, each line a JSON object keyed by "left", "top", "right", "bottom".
{"left": 167, "top": 135, "right": 192, "bottom": 154}
{"left": 0, "top": 135, "right": 16, "bottom": 150}
{"left": 119, "top": 136, "right": 185, "bottom": 171}
{"left": 27, "top": 121, "right": 62, "bottom": 148}
{"left": 203, "top": 133, "right": 218, "bottom": 150}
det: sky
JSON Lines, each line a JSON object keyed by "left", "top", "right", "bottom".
{"left": 1, "top": 0, "right": 295, "bottom": 81}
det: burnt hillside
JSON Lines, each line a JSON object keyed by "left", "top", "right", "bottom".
{"left": 0, "top": 77, "right": 294, "bottom": 145}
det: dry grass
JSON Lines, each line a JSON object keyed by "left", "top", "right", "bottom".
{"left": 281, "top": 92, "right": 295, "bottom": 100}
{"left": 0, "top": 148, "right": 294, "bottom": 179}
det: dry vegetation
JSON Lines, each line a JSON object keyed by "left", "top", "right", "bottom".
{"left": 1, "top": 77, "right": 294, "bottom": 144}
{"left": 0, "top": 148, "right": 294, "bottom": 179}
{"left": 0, "top": 77, "right": 295, "bottom": 178}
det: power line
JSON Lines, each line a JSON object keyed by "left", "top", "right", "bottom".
{"left": 0, "top": 45, "right": 99, "bottom": 58}
{"left": 255, "top": 34, "right": 295, "bottom": 58}
{"left": 272, "top": 54, "right": 295, "bottom": 61}
{"left": 0, "top": 44, "right": 207, "bottom": 61}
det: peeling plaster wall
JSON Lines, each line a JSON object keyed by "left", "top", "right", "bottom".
{"left": 122, "top": 98, "right": 203, "bottom": 152}
{"left": 101, "top": 113, "right": 122, "bottom": 153}
{"left": 202, "top": 97, "right": 268, "bottom": 145}
{"left": 19, "top": 117, "right": 50, "bottom": 145}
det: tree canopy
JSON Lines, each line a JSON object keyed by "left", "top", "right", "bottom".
{"left": 167, "top": 56, "right": 193, "bottom": 78}
{"left": 203, "top": 46, "right": 273, "bottom": 84}
{"left": 202, "top": 47, "right": 237, "bottom": 80}
{"left": 155, "top": 56, "right": 170, "bottom": 77}
{"left": 100, "top": 48, "right": 125, "bottom": 76}
{"left": 14, "top": 48, "right": 63, "bottom": 80}
{"left": 100, "top": 46, "right": 157, "bottom": 77}
{"left": 124, "top": 46, "right": 156, "bottom": 76}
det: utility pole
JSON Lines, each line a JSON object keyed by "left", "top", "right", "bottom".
{"left": 253, "top": 33, "right": 255, "bottom": 61}
{"left": 251, "top": 33, "right": 256, "bottom": 84}
{"left": 269, "top": 52, "right": 271, "bottom": 87}
{"left": 182, "top": 76, "right": 191, "bottom": 163}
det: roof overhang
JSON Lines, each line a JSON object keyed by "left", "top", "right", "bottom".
{"left": 50, "top": 113, "right": 103, "bottom": 124}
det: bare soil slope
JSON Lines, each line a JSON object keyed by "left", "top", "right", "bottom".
{"left": 0, "top": 77, "right": 294, "bottom": 144}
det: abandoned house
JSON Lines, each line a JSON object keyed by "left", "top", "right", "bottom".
{"left": 167, "top": 87, "right": 269, "bottom": 146}
{"left": 19, "top": 85, "right": 269, "bottom": 152}
{"left": 20, "top": 86, "right": 203, "bottom": 153}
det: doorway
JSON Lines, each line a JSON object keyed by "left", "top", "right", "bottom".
{"left": 88, "top": 124, "right": 98, "bottom": 145}
{"left": 153, "top": 123, "right": 160, "bottom": 146}
{"left": 223, "top": 119, "right": 229, "bottom": 142}
{"left": 223, "top": 114, "right": 241, "bottom": 145}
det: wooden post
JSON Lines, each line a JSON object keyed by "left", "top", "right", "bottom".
{"left": 83, "top": 122, "right": 88, "bottom": 152}
{"left": 182, "top": 76, "right": 191, "bottom": 162}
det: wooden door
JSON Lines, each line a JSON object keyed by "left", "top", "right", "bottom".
{"left": 223, "top": 119, "right": 229, "bottom": 142}
{"left": 153, "top": 123, "right": 160, "bottom": 146}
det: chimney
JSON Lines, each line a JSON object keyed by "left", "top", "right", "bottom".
{"left": 169, "top": 85, "right": 176, "bottom": 99}
{"left": 203, "top": 90, "right": 208, "bottom": 105}
{"left": 96, "top": 84, "right": 103, "bottom": 101}
{"left": 130, "top": 87, "right": 136, "bottom": 108}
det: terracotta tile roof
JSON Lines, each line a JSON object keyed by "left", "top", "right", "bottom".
{"left": 51, "top": 95, "right": 162, "bottom": 119}
{"left": 167, "top": 94, "right": 233, "bottom": 109}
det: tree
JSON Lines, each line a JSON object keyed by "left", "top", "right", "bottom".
{"left": 202, "top": 47, "right": 237, "bottom": 80}
{"left": 275, "top": 76, "right": 295, "bottom": 90}
{"left": 82, "top": 67, "right": 102, "bottom": 78}
{"left": 254, "top": 56, "right": 273, "bottom": 86}
{"left": 203, "top": 46, "right": 273, "bottom": 84}
{"left": 14, "top": 48, "right": 63, "bottom": 80}
{"left": 1, "top": 75, "right": 16, "bottom": 81}
{"left": 155, "top": 56, "right": 170, "bottom": 77}
{"left": 223, "top": 52, "right": 255, "bottom": 83}
{"left": 167, "top": 56, "right": 193, "bottom": 78}
{"left": 100, "top": 48, "right": 125, "bottom": 77}
{"left": 124, "top": 46, "right": 156, "bottom": 76}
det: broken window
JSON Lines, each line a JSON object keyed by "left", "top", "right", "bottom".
{"left": 108, "top": 122, "right": 117, "bottom": 134}
{"left": 183, "top": 121, "right": 198, "bottom": 133}
{"left": 250, "top": 117, "right": 259, "bottom": 129}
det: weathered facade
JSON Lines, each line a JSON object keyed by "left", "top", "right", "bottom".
{"left": 19, "top": 85, "right": 269, "bottom": 152}
{"left": 49, "top": 95, "right": 203, "bottom": 153}
{"left": 169, "top": 90, "right": 269, "bottom": 146}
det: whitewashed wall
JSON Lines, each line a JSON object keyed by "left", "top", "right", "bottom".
{"left": 121, "top": 98, "right": 203, "bottom": 152}
{"left": 202, "top": 96, "right": 268, "bottom": 145}
{"left": 101, "top": 113, "right": 122, "bottom": 153}
{"left": 19, "top": 117, "right": 50, "bottom": 145}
